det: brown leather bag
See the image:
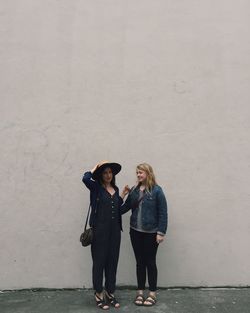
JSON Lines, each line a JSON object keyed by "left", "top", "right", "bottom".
{"left": 80, "top": 204, "right": 93, "bottom": 247}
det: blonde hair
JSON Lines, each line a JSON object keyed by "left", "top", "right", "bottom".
{"left": 136, "top": 163, "right": 157, "bottom": 191}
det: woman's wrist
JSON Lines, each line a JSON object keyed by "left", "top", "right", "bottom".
{"left": 120, "top": 192, "right": 126, "bottom": 199}
{"left": 157, "top": 232, "right": 165, "bottom": 236}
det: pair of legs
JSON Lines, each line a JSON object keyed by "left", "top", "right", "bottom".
{"left": 91, "top": 222, "right": 121, "bottom": 309}
{"left": 130, "top": 228, "right": 159, "bottom": 306}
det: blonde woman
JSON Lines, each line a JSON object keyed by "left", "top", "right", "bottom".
{"left": 121, "top": 163, "right": 168, "bottom": 307}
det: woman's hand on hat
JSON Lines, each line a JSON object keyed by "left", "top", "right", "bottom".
{"left": 91, "top": 164, "right": 99, "bottom": 174}
{"left": 91, "top": 160, "right": 109, "bottom": 173}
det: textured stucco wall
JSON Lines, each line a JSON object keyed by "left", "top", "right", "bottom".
{"left": 0, "top": 0, "right": 250, "bottom": 289}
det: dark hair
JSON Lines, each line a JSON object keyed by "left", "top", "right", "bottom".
{"left": 97, "top": 166, "right": 116, "bottom": 188}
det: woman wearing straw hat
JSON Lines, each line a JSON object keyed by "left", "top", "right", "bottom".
{"left": 82, "top": 161, "right": 128, "bottom": 310}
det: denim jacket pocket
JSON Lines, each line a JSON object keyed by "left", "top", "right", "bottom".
{"left": 144, "top": 195, "right": 156, "bottom": 203}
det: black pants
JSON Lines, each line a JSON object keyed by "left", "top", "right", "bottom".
{"left": 91, "top": 221, "right": 121, "bottom": 294}
{"left": 130, "top": 228, "right": 159, "bottom": 292}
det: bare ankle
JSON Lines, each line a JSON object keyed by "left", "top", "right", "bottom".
{"left": 95, "top": 292, "right": 103, "bottom": 298}
{"left": 149, "top": 291, "right": 156, "bottom": 296}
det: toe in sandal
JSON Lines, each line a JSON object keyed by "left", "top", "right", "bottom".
{"left": 134, "top": 294, "right": 144, "bottom": 306}
{"left": 143, "top": 295, "right": 157, "bottom": 306}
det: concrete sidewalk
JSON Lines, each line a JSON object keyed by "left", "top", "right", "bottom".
{"left": 0, "top": 288, "right": 249, "bottom": 313}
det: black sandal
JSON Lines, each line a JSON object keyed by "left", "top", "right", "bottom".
{"left": 94, "top": 292, "right": 109, "bottom": 310}
{"left": 106, "top": 291, "right": 120, "bottom": 308}
{"left": 143, "top": 295, "right": 157, "bottom": 306}
{"left": 134, "top": 294, "right": 144, "bottom": 306}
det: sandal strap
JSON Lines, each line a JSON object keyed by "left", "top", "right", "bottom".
{"left": 106, "top": 292, "right": 119, "bottom": 307}
{"left": 135, "top": 295, "right": 144, "bottom": 301}
{"left": 94, "top": 293, "right": 109, "bottom": 309}
{"left": 134, "top": 294, "right": 144, "bottom": 306}
{"left": 144, "top": 296, "right": 157, "bottom": 305}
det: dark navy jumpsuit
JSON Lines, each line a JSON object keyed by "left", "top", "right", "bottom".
{"left": 82, "top": 171, "right": 122, "bottom": 294}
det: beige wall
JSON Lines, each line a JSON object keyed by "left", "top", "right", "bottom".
{"left": 0, "top": 0, "right": 250, "bottom": 289}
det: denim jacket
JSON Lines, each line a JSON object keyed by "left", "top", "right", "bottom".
{"left": 121, "top": 185, "right": 168, "bottom": 235}
{"left": 82, "top": 171, "right": 123, "bottom": 229}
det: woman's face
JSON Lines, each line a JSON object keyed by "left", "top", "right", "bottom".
{"left": 136, "top": 169, "right": 147, "bottom": 184}
{"left": 102, "top": 167, "right": 113, "bottom": 184}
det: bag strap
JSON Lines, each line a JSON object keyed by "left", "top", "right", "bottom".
{"left": 84, "top": 204, "right": 91, "bottom": 231}
{"left": 84, "top": 189, "right": 101, "bottom": 230}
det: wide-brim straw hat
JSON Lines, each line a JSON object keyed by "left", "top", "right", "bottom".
{"left": 92, "top": 161, "right": 122, "bottom": 180}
